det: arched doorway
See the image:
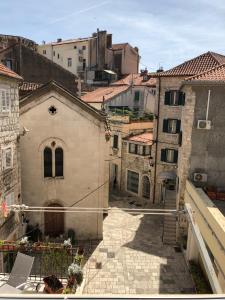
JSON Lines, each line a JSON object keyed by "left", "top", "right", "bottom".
{"left": 142, "top": 176, "right": 150, "bottom": 198}
{"left": 44, "top": 203, "right": 64, "bottom": 237}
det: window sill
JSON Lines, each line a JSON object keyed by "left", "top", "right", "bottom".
{"left": 44, "top": 176, "right": 64, "bottom": 180}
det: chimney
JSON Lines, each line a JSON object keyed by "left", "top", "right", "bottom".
{"left": 57, "top": 38, "right": 62, "bottom": 43}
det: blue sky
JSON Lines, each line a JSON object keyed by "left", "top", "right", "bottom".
{"left": 1, "top": 0, "right": 225, "bottom": 71}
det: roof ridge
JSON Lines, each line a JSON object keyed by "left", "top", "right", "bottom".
{"left": 186, "top": 63, "right": 225, "bottom": 81}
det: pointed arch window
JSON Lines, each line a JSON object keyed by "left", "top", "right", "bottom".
{"left": 44, "top": 147, "right": 52, "bottom": 177}
{"left": 55, "top": 147, "right": 63, "bottom": 177}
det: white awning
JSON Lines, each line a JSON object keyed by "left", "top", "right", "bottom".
{"left": 104, "top": 69, "right": 117, "bottom": 75}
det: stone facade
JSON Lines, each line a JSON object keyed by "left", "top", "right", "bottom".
{"left": 0, "top": 75, "right": 21, "bottom": 241}
{"left": 153, "top": 76, "right": 185, "bottom": 204}
{"left": 109, "top": 117, "right": 153, "bottom": 201}
{"left": 179, "top": 83, "right": 225, "bottom": 202}
{"left": 19, "top": 82, "right": 109, "bottom": 240}
{"left": 120, "top": 139, "right": 153, "bottom": 202}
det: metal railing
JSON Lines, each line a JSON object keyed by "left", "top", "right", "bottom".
{"left": 0, "top": 239, "right": 100, "bottom": 284}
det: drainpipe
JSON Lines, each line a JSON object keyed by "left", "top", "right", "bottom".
{"left": 206, "top": 89, "right": 211, "bottom": 121}
{"left": 153, "top": 76, "right": 161, "bottom": 203}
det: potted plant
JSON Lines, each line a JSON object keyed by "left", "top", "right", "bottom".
{"left": 18, "top": 236, "right": 29, "bottom": 251}
{"left": 63, "top": 263, "right": 83, "bottom": 294}
{"left": 63, "top": 238, "right": 72, "bottom": 254}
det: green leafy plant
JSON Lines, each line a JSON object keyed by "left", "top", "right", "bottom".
{"left": 68, "top": 263, "right": 83, "bottom": 285}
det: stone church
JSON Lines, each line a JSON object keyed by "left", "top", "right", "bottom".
{"left": 19, "top": 81, "right": 109, "bottom": 240}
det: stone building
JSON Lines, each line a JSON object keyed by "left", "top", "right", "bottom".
{"left": 178, "top": 63, "right": 225, "bottom": 202}
{"left": 81, "top": 72, "right": 156, "bottom": 114}
{"left": 152, "top": 51, "right": 225, "bottom": 206}
{"left": 109, "top": 115, "right": 153, "bottom": 201}
{"left": 0, "top": 64, "right": 22, "bottom": 243}
{"left": 120, "top": 132, "right": 153, "bottom": 202}
{"left": 0, "top": 38, "right": 77, "bottom": 95}
{"left": 38, "top": 29, "right": 139, "bottom": 85}
{"left": 19, "top": 81, "right": 109, "bottom": 240}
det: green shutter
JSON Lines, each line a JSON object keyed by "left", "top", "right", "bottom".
{"left": 176, "top": 120, "right": 181, "bottom": 133}
{"left": 174, "top": 150, "right": 178, "bottom": 163}
{"left": 134, "top": 91, "right": 140, "bottom": 101}
{"left": 163, "top": 119, "right": 168, "bottom": 132}
{"left": 178, "top": 92, "right": 185, "bottom": 105}
{"left": 164, "top": 91, "right": 171, "bottom": 105}
{"left": 161, "top": 149, "right": 166, "bottom": 162}
{"left": 178, "top": 131, "right": 182, "bottom": 146}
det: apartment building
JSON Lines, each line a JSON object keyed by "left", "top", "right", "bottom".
{"left": 0, "top": 40, "right": 77, "bottom": 95}
{"left": 81, "top": 72, "right": 156, "bottom": 114}
{"left": 152, "top": 52, "right": 225, "bottom": 206}
{"left": 0, "top": 64, "right": 22, "bottom": 245}
{"left": 38, "top": 29, "right": 140, "bottom": 85}
{"left": 109, "top": 115, "right": 153, "bottom": 202}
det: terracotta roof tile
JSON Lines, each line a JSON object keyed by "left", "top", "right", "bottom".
{"left": 0, "top": 63, "right": 22, "bottom": 80}
{"left": 81, "top": 85, "right": 130, "bottom": 103}
{"left": 125, "top": 132, "right": 153, "bottom": 144}
{"left": 186, "top": 63, "right": 225, "bottom": 82}
{"left": 155, "top": 51, "right": 225, "bottom": 77}
{"left": 112, "top": 73, "right": 156, "bottom": 87}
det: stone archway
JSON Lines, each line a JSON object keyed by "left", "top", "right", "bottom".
{"left": 44, "top": 203, "right": 64, "bottom": 237}
{"left": 142, "top": 176, "right": 150, "bottom": 198}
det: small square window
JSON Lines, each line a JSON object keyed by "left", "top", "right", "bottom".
{"left": 134, "top": 91, "right": 140, "bottom": 101}
{"left": 74, "top": 45, "right": 77, "bottom": 49}
{"left": 53, "top": 51, "right": 55, "bottom": 56}
{"left": 57, "top": 54, "right": 60, "bottom": 59}
{"left": 82, "top": 45, "right": 86, "bottom": 50}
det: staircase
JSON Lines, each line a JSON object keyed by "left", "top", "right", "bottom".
{"left": 162, "top": 189, "right": 177, "bottom": 245}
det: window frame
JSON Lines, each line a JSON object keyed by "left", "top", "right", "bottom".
{"left": 127, "top": 170, "right": 139, "bottom": 194}
{"left": 113, "top": 135, "right": 119, "bottom": 149}
{"left": 67, "top": 58, "right": 72, "bottom": 67}
{"left": 161, "top": 148, "right": 178, "bottom": 164}
{"left": 55, "top": 147, "right": 64, "bottom": 177}
{"left": 2, "top": 145, "right": 13, "bottom": 171}
{"left": 43, "top": 146, "right": 64, "bottom": 179}
{"left": 134, "top": 91, "right": 140, "bottom": 102}
{"left": 0, "top": 89, "right": 11, "bottom": 113}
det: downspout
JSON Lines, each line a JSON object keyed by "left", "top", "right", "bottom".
{"left": 153, "top": 76, "right": 161, "bottom": 203}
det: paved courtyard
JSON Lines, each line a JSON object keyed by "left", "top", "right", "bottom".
{"left": 82, "top": 197, "right": 195, "bottom": 295}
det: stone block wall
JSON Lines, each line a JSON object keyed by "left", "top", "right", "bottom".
{"left": 0, "top": 77, "right": 21, "bottom": 240}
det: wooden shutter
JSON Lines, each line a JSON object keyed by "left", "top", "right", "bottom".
{"left": 164, "top": 91, "right": 171, "bottom": 105}
{"left": 178, "top": 92, "right": 185, "bottom": 105}
{"left": 161, "top": 149, "right": 166, "bottom": 162}
{"left": 163, "top": 119, "right": 168, "bottom": 132}
{"left": 173, "top": 150, "right": 178, "bottom": 163}
{"left": 178, "top": 131, "right": 182, "bottom": 146}
{"left": 176, "top": 120, "right": 181, "bottom": 133}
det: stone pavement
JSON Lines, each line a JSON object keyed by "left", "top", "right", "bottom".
{"left": 82, "top": 197, "right": 195, "bottom": 295}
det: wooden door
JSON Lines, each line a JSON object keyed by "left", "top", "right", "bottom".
{"left": 44, "top": 203, "right": 64, "bottom": 237}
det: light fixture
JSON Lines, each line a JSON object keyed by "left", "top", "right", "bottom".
{"left": 149, "top": 156, "right": 154, "bottom": 167}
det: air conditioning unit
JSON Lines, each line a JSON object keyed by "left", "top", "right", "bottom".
{"left": 193, "top": 173, "right": 207, "bottom": 183}
{"left": 197, "top": 120, "right": 211, "bottom": 130}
